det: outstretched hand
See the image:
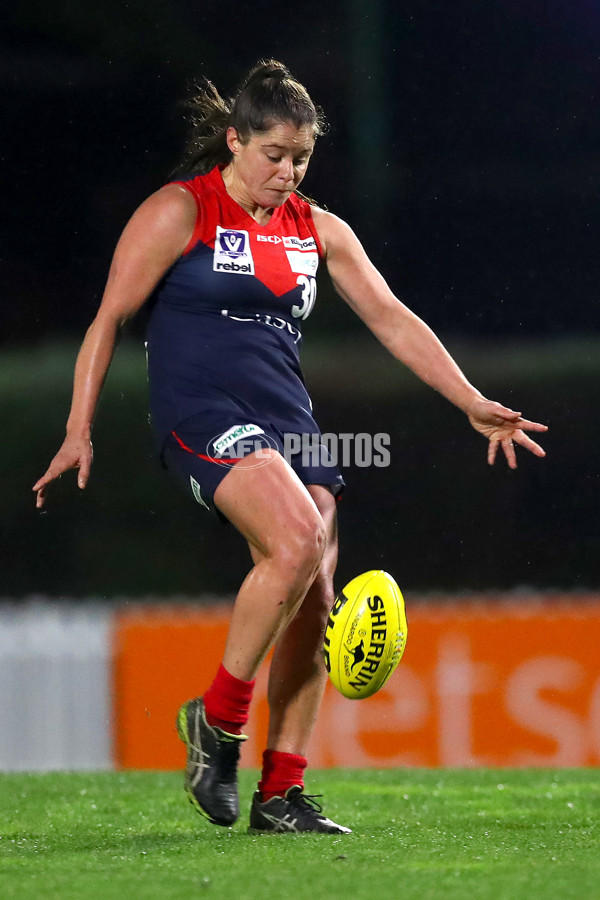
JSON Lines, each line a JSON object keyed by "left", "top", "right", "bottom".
{"left": 33, "top": 436, "right": 94, "bottom": 509}
{"left": 467, "top": 398, "right": 548, "bottom": 469}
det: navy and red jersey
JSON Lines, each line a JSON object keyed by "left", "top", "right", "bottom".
{"left": 146, "top": 165, "right": 325, "bottom": 448}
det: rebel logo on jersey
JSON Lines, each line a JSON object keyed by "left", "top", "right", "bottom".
{"left": 213, "top": 226, "right": 255, "bottom": 275}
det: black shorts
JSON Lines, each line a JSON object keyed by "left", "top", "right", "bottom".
{"left": 161, "top": 413, "right": 345, "bottom": 518}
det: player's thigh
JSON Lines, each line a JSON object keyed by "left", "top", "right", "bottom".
{"left": 247, "top": 483, "right": 338, "bottom": 570}
{"left": 214, "top": 450, "right": 326, "bottom": 563}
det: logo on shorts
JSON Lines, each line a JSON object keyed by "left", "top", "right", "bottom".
{"left": 189, "top": 476, "right": 209, "bottom": 509}
{"left": 206, "top": 425, "right": 278, "bottom": 469}
{"left": 212, "top": 424, "right": 265, "bottom": 456}
{"left": 213, "top": 226, "right": 255, "bottom": 275}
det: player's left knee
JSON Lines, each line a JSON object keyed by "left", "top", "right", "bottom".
{"left": 301, "top": 575, "right": 335, "bottom": 627}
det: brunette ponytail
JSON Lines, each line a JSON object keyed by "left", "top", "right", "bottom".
{"left": 175, "top": 59, "right": 325, "bottom": 176}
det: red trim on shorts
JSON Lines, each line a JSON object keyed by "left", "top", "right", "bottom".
{"left": 171, "top": 430, "right": 242, "bottom": 465}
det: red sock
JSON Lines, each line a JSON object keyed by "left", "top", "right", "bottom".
{"left": 203, "top": 664, "right": 255, "bottom": 735}
{"left": 258, "top": 749, "right": 308, "bottom": 802}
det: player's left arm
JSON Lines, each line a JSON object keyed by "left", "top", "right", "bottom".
{"left": 311, "top": 207, "right": 547, "bottom": 468}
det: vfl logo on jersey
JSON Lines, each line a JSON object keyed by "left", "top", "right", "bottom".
{"left": 218, "top": 228, "right": 247, "bottom": 257}
{"left": 213, "top": 226, "right": 255, "bottom": 275}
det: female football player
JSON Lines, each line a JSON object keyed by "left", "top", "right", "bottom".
{"left": 33, "top": 60, "right": 547, "bottom": 833}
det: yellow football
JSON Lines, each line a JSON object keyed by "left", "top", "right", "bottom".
{"left": 323, "top": 570, "right": 407, "bottom": 699}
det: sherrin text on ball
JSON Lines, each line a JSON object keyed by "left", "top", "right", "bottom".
{"left": 323, "top": 570, "right": 407, "bottom": 699}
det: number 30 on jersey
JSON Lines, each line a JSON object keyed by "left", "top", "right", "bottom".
{"left": 292, "top": 275, "right": 317, "bottom": 320}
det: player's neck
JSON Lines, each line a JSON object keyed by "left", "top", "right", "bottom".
{"left": 221, "top": 166, "right": 274, "bottom": 225}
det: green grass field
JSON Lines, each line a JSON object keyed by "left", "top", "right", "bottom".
{"left": 1, "top": 769, "right": 599, "bottom": 900}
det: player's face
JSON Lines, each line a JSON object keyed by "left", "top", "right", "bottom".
{"left": 226, "top": 121, "right": 315, "bottom": 209}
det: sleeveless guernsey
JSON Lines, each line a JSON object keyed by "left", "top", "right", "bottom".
{"left": 146, "top": 166, "right": 324, "bottom": 449}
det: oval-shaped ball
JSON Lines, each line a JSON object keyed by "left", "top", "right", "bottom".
{"left": 323, "top": 570, "right": 407, "bottom": 699}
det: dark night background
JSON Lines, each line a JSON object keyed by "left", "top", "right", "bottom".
{"left": 1, "top": 0, "right": 599, "bottom": 597}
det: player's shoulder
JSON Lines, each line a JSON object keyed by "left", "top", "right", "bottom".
{"left": 137, "top": 182, "right": 197, "bottom": 228}
{"left": 119, "top": 183, "right": 198, "bottom": 254}
{"left": 310, "top": 207, "right": 355, "bottom": 259}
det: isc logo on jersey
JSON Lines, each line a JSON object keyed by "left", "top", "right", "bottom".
{"left": 213, "top": 226, "right": 255, "bottom": 275}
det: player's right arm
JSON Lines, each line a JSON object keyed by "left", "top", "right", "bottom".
{"left": 33, "top": 184, "right": 197, "bottom": 508}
